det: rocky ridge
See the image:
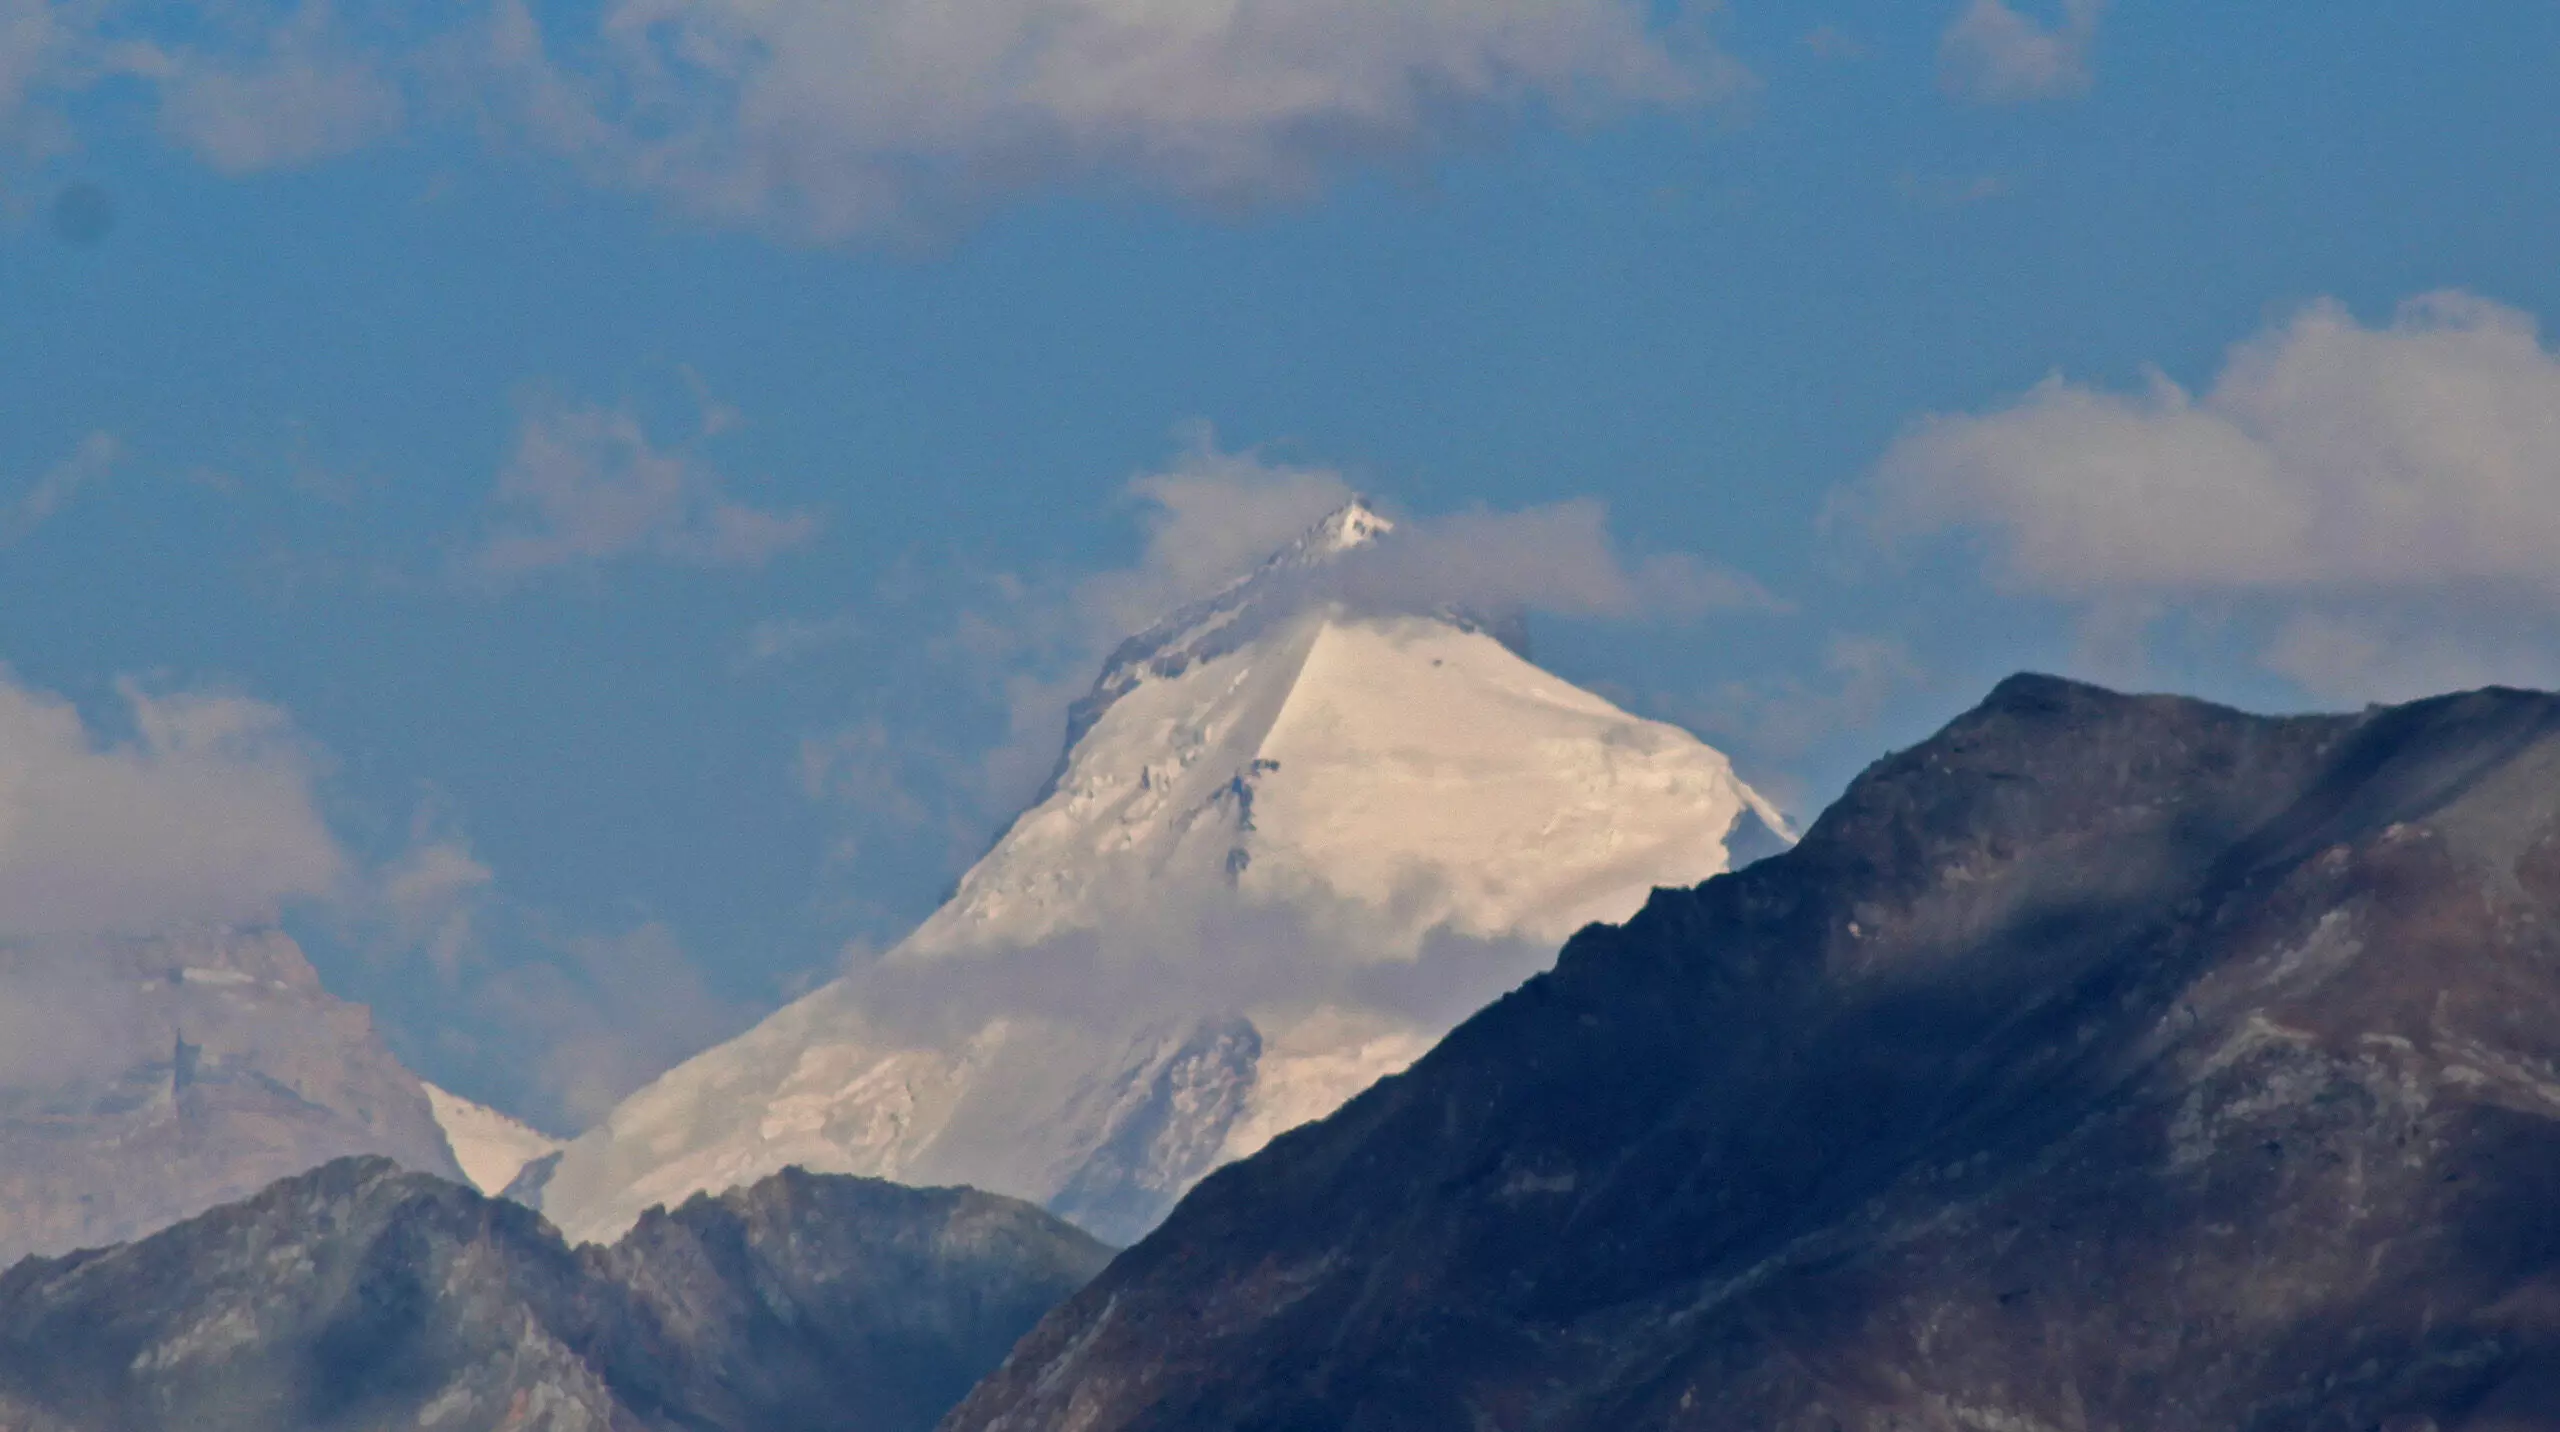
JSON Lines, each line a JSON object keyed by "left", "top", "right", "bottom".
{"left": 947, "top": 675, "right": 2560, "bottom": 1432}
{"left": 0, "top": 1155, "right": 1111, "bottom": 1432}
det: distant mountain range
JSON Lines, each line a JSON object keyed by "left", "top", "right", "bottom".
{"left": 0, "top": 1156, "right": 1108, "bottom": 1432}
{"left": 949, "top": 676, "right": 2560, "bottom": 1431}
{"left": 532, "top": 501, "right": 1789, "bottom": 1247}
{"left": 0, "top": 928, "right": 464, "bottom": 1268}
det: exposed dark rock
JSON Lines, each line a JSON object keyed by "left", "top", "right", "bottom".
{"left": 946, "top": 675, "right": 2560, "bottom": 1432}
{"left": 0, "top": 1156, "right": 1113, "bottom": 1432}
{"left": 0, "top": 928, "right": 463, "bottom": 1266}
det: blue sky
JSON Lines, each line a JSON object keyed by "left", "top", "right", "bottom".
{"left": 6, "top": 0, "right": 2559, "bottom": 1128}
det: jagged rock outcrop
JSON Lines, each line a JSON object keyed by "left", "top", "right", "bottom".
{"left": 0, "top": 928, "right": 463, "bottom": 1266}
{"left": 0, "top": 1155, "right": 1112, "bottom": 1432}
{"left": 947, "top": 676, "right": 2560, "bottom": 1432}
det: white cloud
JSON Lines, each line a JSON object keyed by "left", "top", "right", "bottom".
{"left": 467, "top": 400, "right": 818, "bottom": 581}
{"left": 377, "top": 827, "right": 494, "bottom": 977}
{"left": 1938, "top": 0, "right": 2101, "bottom": 104}
{"left": 2, "top": 0, "right": 400, "bottom": 174}
{"left": 2259, "top": 606, "right": 2560, "bottom": 707}
{"left": 3, "top": 430, "right": 117, "bottom": 542}
{"left": 848, "top": 874, "right": 1555, "bottom": 1049}
{"left": 150, "top": 28, "right": 401, "bottom": 173}
{"left": 0, "top": 673, "right": 344, "bottom": 940}
{"left": 0, "top": 1, "right": 59, "bottom": 112}
{"left": 1687, "top": 634, "right": 1925, "bottom": 764}
{"left": 798, "top": 717, "right": 943, "bottom": 835}
{"left": 1076, "top": 431, "right": 1358, "bottom": 642}
{"left": 1864, "top": 292, "right": 2560, "bottom": 597}
{"left": 1855, "top": 290, "right": 2560, "bottom": 702}
{"left": 1077, "top": 432, "right": 1777, "bottom": 641}
{"left": 12, "top": 0, "right": 1733, "bottom": 236}
{"left": 480, "top": 0, "right": 1738, "bottom": 238}
{"left": 1323, "top": 498, "right": 1781, "bottom": 623}
{"left": 478, "top": 919, "right": 750, "bottom": 1126}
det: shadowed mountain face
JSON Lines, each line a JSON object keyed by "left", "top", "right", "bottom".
{"left": 0, "top": 1157, "right": 1112, "bottom": 1432}
{"left": 947, "top": 675, "right": 2560, "bottom": 1432}
{"left": 0, "top": 928, "right": 464, "bottom": 1267}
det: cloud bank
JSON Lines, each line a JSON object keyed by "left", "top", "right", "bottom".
{"left": 1854, "top": 290, "right": 2560, "bottom": 701}
{"left": 7, "top": 0, "right": 1735, "bottom": 236}
{"left": 483, "top": 0, "right": 1736, "bottom": 238}
{"left": 0, "top": 674, "right": 342, "bottom": 940}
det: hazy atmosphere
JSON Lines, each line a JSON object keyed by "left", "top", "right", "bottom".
{"left": 8, "top": 0, "right": 2558, "bottom": 1140}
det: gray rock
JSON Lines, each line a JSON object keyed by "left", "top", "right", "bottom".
{"left": 0, "top": 1155, "right": 1113, "bottom": 1431}
{"left": 0, "top": 928, "right": 464, "bottom": 1266}
{"left": 946, "top": 675, "right": 2560, "bottom": 1431}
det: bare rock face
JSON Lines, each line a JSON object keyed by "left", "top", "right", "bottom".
{"left": 0, "top": 928, "right": 463, "bottom": 1265}
{"left": 0, "top": 1156, "right": 1113, "bottom": 1432}
{"left": 946, "top": 676, "right": 2560, "bottom": 1432}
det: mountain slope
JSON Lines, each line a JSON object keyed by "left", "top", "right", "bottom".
{"left": 945, "top": 676, "right": 2560, "bottom": 1432}
{"left": 0, "top": 927, "right": 463, "bottom": 1266}
{"left": 534, "top": 503, "right": 1787, "bottom": 1247}
{"left": 0, "top": 1155, "right": 1111, "bottom": 1432}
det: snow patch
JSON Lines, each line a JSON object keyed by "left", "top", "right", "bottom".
{"left": 423, "top": 1083, "right": 565, "bottom": 1197}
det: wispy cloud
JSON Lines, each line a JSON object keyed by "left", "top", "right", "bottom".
{"left": 464, "top": 399, "right": 818, "bottom": 583}
{"left": 2, "top": 430, "right": 117, "bottom": 543}
{"left": 1938, "top": 0, "right": 2102, "bottom": 105}
{"left": 1847, "top": 290, "right": 2560, "bottom": 702}
{"left": 147, "top": 22, "right": 402, "bottom": 173}
{"left": 2, "top": 0, "right": 399, "bottom": 174}
{"left": 737, "top": 613, "right": 864, "bottom": 669}
{"left": 475, "top": 919, "right": 752, "bottom": 1127}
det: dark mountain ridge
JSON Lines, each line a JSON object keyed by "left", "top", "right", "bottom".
{"left": 0, "top": 1155, "right": 1112, "bottom": 1432}
{"left": 947, "top": 675, "right": 2560, "bottom": 1431}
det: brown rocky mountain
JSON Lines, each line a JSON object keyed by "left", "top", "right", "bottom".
{"left": 0, "top": 1155, "right": 1112, "bottom": 1432}
{"left": 947, "top": 675, "right": 2560, "bottom": 1432}
{"left": 0, "top": 928, "right": 464, "bottom": 1266}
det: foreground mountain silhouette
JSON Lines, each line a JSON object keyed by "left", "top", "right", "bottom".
{"left": 0, "top": 1157, "right": 1107, "bottom": 1432}
{"left": 947, "top": 675, "right": 2560, "bottom": 1431}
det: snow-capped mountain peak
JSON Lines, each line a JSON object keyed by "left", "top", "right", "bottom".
{"left": 1265, "top": 496, "right": 1392, "bottom": 567}
{"left": 529, "top": 513, "right": 1789, "bottom": 1246}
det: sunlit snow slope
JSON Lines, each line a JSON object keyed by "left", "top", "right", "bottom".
{"left": 424, "top": 1082, "right": 564, "bottom": 1195}
{"left": 533, "top": 503, "right": 1790, "bottom": 1246}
